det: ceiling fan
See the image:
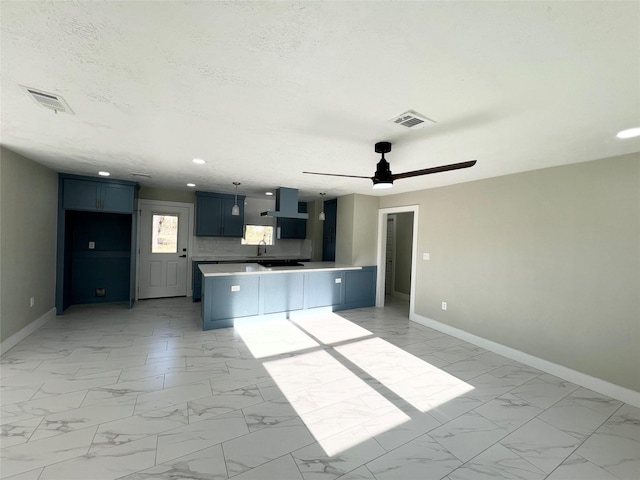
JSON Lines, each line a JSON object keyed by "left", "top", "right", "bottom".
{"left": 303, "top": 142, "right": 477, "bottom": 189}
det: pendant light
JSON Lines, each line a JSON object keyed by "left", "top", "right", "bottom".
{"left": 318, "top": 192, "right": 326, "bottom": 221}
{"left": 231, "top": 182, "right": 241, "bottom": 216}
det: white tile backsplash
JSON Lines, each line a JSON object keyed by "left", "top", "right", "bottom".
{"left": 193, "top": 236, "right": 312, "bottom": 259}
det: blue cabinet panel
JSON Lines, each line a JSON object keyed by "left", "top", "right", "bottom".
{"left": 322, "top": 199, "right": 337, "bottom": 261}
{"left": 343, "top": 267, "right": 377, "bottom": 309}
{"left": 305, "top": 271, "right": 344, "bottom": 308}
{"left": 102, "top": 183, "right": 135, "bottom": 212}
{"left": 63, "top": 178, "right": 135, "bottom": 213}
{"left": 196, "top": 192, "right": 245, "bottom": 237}
{"left": 203, "top": 276, "right": 260, "bottom": 325}
{"left": 196, "top": 195, "right": 224, "bottom": 236}
{"left": 262, "top": 273, "right": 304, "bottom": 314}
{"left": 192, "top": 261, "right": 218, "bottom": 301}
{"left": 71, "top": 256, "right": 131, "bottom": 304}
{"left": 63, "top": 179, "right": 102, "bottom": 210}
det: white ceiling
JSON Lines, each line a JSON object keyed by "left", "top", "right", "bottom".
{"left": 2, "top": 1, "right": 639, "bottom": 200}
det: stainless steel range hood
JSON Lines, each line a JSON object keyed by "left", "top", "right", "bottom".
{"left": 261, "top": 187, "right": 309, "bottom": 219}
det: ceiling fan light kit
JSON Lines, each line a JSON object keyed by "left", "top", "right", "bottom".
{"left": 303, "top": 141, "right": 477, "bottom": 189}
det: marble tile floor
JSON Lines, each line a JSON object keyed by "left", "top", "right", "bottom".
{"left": 1, "top": 297, "right": 638, "bottom": 480}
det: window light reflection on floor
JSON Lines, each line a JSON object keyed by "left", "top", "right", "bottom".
{"left": 263, "top": 349, "right": 410, "bottom": 456}
{"left": 236, "top": 312, "right": 473, "bottom": 457}
{"left": 234, "top": 318, "right": 319, "bottom": 358}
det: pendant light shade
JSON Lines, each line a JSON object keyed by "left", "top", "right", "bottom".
{"left": 231, "top": 182, "right": 241, "bottom": 216}
{"left": 318, "top": 192, "right": 326, "bottom": 221}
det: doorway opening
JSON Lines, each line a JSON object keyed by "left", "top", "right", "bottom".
{"left": 376, "top": 206, "right": 419, "bottom": 318}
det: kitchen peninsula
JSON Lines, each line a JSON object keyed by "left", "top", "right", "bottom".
{"left": 199, "top": 263, "right": 376, "bottom": 330}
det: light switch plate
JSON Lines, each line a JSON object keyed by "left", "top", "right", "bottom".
{"left": 423, "top": 252, "right": 430, "bottom": 260}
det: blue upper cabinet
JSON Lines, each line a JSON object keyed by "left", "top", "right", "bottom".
{"left": 196, "top": 191, "right": 245, "bottom": 237}
{"left": 278, "top": 202, "right": 307, "bottom": 239}
{"left": 62, "top": 177, "right": 136, "bottom": 213}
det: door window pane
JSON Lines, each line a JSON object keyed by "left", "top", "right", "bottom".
{"left": 152, "top": 214, "right": 178, "bottom": 253}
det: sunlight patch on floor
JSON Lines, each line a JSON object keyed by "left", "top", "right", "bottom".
{"left": 335, "top": 337, "right": 473, "bottom": 412}
{"left": 263, "top": 349, "right": 410, "bottom": 456}
{"left": 234, "top": 318, "right": 319, "bottom": 358}
{"left": 237, "top": 312, "right": 473, "bottom": 456}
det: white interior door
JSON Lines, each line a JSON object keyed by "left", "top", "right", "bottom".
{"left": 138, "top": 203, "right": 190, "bottom": 299}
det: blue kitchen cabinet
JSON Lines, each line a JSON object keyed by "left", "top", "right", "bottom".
{"left": 261, "top": 273, "right": 305, "bottom": 314}
{"left": 200, "top": 266, "right": 377, "bottom": 330}
{"left": 62, "top": 177, "right": 135, "bottom": 213}
{"left": 196, "top": 191, "right": 245, "bottom": 237}
{"left": 56, "top": 174, "right": 138, "bottom": 314}
{"left": 322, "top": 199, "right": 337, "bottom": 261}
{"left": 343, "top": 267, "right": 377, "bottom": 309}
{"left": 305, "top": 270, "right": 345, "bottom": 308}
{"left": 201, "top": 276, "right": 260, "bottom": 329}
{"left": 192, "top": 261, "right": 218, "bottom": 301}
{"left": 278, "top": 202, "right": 307, "bottom": 239}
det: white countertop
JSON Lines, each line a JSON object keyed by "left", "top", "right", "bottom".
{"left": 199, "top": 262, "right": 362, "bottom": 277}
{"left": 192, "top": 255, "right": 309, "bottom": 262}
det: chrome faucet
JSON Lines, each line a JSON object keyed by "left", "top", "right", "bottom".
{"left": 257, "top": 237, "right": 267, "bottom": 256}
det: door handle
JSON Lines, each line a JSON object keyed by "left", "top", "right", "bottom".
{"left": 179, "top": 255, "right": 187, "bottom": 258}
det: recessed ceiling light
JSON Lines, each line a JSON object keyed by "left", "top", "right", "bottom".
{"left": 616, "top": 127, "right": 640, "bottom": 139}
{"left": 265, "top": 192, "right": 274, "bottom": 196}
{"left": 193, "top": 158, "right": 206, "bottom": 164}
{"left": 98, "top": 171, "right": 110, "bottom": 177}
{"left": 187, "top": 183, "right": 196, "bottom": 187}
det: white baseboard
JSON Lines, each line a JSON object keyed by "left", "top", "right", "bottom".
{"left": 410, "top": 312, "right": 640, "bottom": 408}
{"left": 1, "top": 308, "right": 56, "bottom": 355}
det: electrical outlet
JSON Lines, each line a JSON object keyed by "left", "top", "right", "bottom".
{"left": 88, "top": 241, "right": 95, "bottom": 249}
{"left": 441, "top": 301, "right": 447, "bottom": 310}
{"left": 30, "top": 297, "right": 35, "bottom": 307}
{"left": 423, "top": 252, "right": 430, "bottom": 260}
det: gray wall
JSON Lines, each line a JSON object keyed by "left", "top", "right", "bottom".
{"left": 1, "top": 147, "right": 58, "bottom": 342}
{"left": 306, "top": 200, "right": 324, "bottom": 262}
{"left": 394, "top": 212, "right": 413, "bottom": 295}
{"left": 379, "top": 153, "right": 640, "bottom": 392}
{"left": 336, "top": 194, "right": 379, "bottom": 266}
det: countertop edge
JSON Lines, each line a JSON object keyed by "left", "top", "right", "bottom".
{"left": 199, "top": 263, "right": 364, "bottom": 277}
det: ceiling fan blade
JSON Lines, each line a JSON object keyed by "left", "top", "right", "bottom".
{"left": 391, "top": 160, "right": 477, "bottom": 180}
{"left": 302, "top": 171, "right": 372, "bottom": 179}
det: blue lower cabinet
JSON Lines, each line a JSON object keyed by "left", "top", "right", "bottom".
{"left": 342, "top": 267, "right": 377, "bottom": 309}
{"left": 262, "top": 273, "right": 304, "bottom": 314}
{"left": 201, "top": 267, "right": 376, "bottom": 330}
{"left": 192, "top": 261, "right": 218, "bottom": 302}
{"left": 305, "top": 271, "right": 344, "bottom": 308}
{"left": 202, "top": 276, "right": 260, "bottom": 330}
{"left": 70, "top": 255, "right": 131, "bottom": 304}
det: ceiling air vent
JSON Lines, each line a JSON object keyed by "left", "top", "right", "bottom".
{"left": 20, "top": 86, "right": 74, "bottom": 114}
{"left": 388, "top": 109, "right": 435, "bottom": 129}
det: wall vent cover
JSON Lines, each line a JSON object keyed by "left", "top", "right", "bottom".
{"left": 20, "top": 86, "right": 74, "bottom": 114}
{"left": 388, "top": 109, "right": 435, "bottom": 129}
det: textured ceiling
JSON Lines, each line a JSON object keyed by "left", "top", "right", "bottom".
{"left": 1, "top": 1, "right": 639, "bottom": 200}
